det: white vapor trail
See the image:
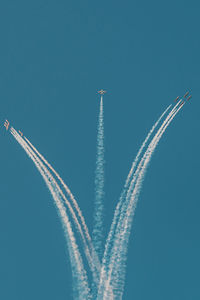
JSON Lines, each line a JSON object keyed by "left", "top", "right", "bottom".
{"left": 125, "top": 104, "right": 172, "bottom": 186}
{"left": 110, "top": 104, "right": 183, "bottom": 298}
{"left": 97, "top": 104, "right": 172, "bottom": 298}
{"left": 10, "top": 128, "right": 91, "bottom": 299}
{"left": 93, "top": 95, "right": 105, "bottom": 257}
{"left": 8, "top": 95, "right": 185, "bottom": 300}
{"left": 23, "top": 136, "right": 101, "bottom": 284}
{"left": 13, "top": 129, "right": 114, "bottom": 298}
{"left": 100, "top": 101, "right": 184, "bottom": 299}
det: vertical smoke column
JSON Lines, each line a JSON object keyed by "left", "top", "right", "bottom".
{"left": 93, "top": 95, "right": 105, "bottom": 258}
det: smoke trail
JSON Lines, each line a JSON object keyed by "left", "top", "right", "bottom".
{"left": 107, "top": 106, "right": 182, "bottom": 297}
{"left": 102, "top": 104, "right": 184, "bottom": 299}
{"left": 8, "top": 96, "right": 184, "bottom": 300}
{"left": 23, "top": 136, "right": 101, "bottom": 282}
{"left": 98, "top": 102, "right": 183, "bottom": 299}
{"left": 112, "top": 107, "right": 183, "bottom": 298}
{"left": 97, "top": 104, "right": 172, "bottom": 297}
{"left": 93, "top": 95, "right": 105, "bottom": 258}
{"left": 13, "top": 130, "right": 114, "bottom": 298}
{"left": 10, "top": 128, "right": 91, "bottom": 299}
{"left": 24, "top": 137, "right": 92, "bottom": 246}
{"left": 125, "top": 104, "right": 172, "bottom": 186}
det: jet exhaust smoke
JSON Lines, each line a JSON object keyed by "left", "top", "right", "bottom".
{"left": 10, "top": 128, "right": 91, "bottom": 299}
{"left": 93, "top": 95, "right": 105, "bottom": 259}
{"left": 99, "top": 103, "right": 184, "bottom": 299}
{"left": 8, "top": 94, "right": 187, "bottom": 299}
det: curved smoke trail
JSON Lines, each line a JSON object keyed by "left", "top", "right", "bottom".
{"left": 23, "top": 136, "right": 101, "bottom": 284}
{"left": 93, "top": 95, "right": 105, "bottom": 258}
{"left": 105, "top": 104, "right": 183, "bottom": 299}
{"left": 97, "top": 104, "right": 172, "bottom": 297}
{"left": 7, "top": 95, "right": 186, "bottom": 300}
{"left": 98, "top": 102, "right": 183, "bottom": 299}
{"left": 108, "top": 105, "right": 183, "bottom": 299}
{"left": 10, "top": 128, "right": 91, "bottom": 299}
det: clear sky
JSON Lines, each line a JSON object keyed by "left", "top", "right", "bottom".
{"left": 0, "top": 0, "right": 199, "bottom": 299}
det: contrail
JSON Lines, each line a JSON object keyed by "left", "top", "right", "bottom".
{"left": 13, "top": 129, "right": 114, "bottom": 297}
{"left": 124, "top": 100, "right": 182, "bottom": 212}
{"left": 24, "top": 137, "right": 92, "bottom": 246}
{"left": 111, "top": 105, "right": 184, "bottom": 298}
{"left": 7, "top": 93, "right": 186, "bottom": 300}
{"left": 14, "top": 130, "right": 113, "bottom": 295}
{"left": 93, "top": 95, "right": 105, "bottom": 258}
{"left": 125, "top": 104, "right": 172, "bottom": 186}
{"left": 105, "top": 104, "right": 183, "bottom": 298}
{"left": 99, "top": 102, "right": 184, "bottom": 299}
{"left": 106, "top": 104, "right": 184, "bottom": 299}
{"left": 10, "top": 128, "right": 91, "bottom": 299}
{"left": 97, "top": 104, "right": 172, "bottom": 298}
{"left": 23, "top": 136, "right": 101, "bottom": 283}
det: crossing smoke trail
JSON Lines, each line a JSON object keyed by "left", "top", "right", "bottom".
{"left": 103, "top": 104, "right": 183, "bottom": 299}
{"left": 93, "top": 95, "right": 105, "bottom": 258}
{"left": 99, "top": 104, "right": 172, "bottom": 285}
{"left": 23, "top": 136, "right": 101, "bottom": 284}
{"left": 111, "top": 105, "right": 184, "bottom": 298}
{"left": 12, "top": 130, "right": 114, "bottom": 298}
{"left": 100, "top": 102, "right": 184, "bottom": 299}
{"left": 7, "top": 95, "right": 186, "bottom": 300}
{"left": 10, "top": 128, "right": 91, "bottom": 300}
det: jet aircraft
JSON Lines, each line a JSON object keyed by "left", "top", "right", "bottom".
{"left": 98, "top": 89, "right": 106, "bottom": 95}
{"left": 174, "top": 96, "right": 179, "bottom": 102}
{"left": 4, "top": 120, "right": 9, "bottom": 131}
{"left": 184, "top": 91, "right": 189, "bottom": 98}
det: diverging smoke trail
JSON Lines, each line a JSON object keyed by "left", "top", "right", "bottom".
{"left": 23, "top": 136, "right": 101, "bottom": 283}
{"left": 93, "top": 95, "right": 105, "bottom": 257}
{"left": 107, "top": 104, "right": 183, "bottom": 299}
{"left": 97, "top": 104, "right": 172, "bottom": 297}
{"left": 100, "top": 104, "right": 172, "bottom": 278}
{"left": 125, "top": 104, "right": 172, "bottom": 186}
{"left": 10, "top": 128, "right": 91, "bottom": 299}
{"left": 14, "top": 130, "right": 114, "bottom": 297}
{"left": 99, "top": 102, "right": 183, "bottom": 299}
{"left": 109, "top": 105, "right": 183, "bottom": 298}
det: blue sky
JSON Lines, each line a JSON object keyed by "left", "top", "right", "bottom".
{"left": 0, "top": 0, "right": 200, "bottom": 299}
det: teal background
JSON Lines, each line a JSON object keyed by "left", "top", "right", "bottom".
{"left": 0, "top": 0, "right": 199, "bottom": 299}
